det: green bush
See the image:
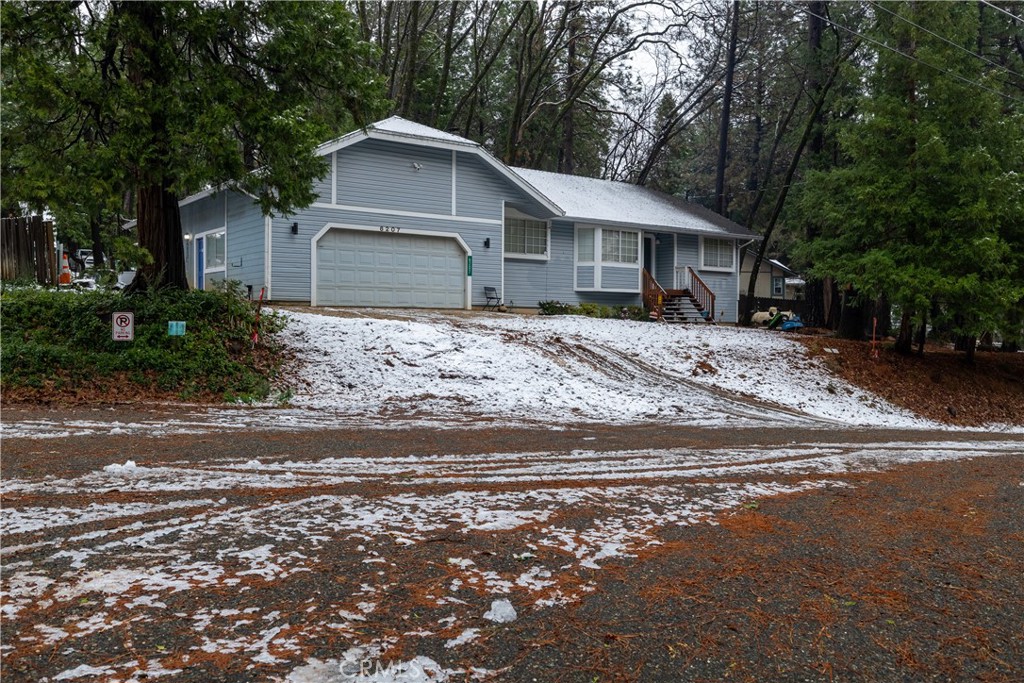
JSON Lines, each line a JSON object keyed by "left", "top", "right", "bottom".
{"left": 537, "top": 300, "right": 648, "bottom": 321}
{"left": 1, "top": 283, "right": 286, "bottom": 402}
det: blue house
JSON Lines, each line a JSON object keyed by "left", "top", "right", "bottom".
{"left": 178, "top": 117, "right": 755, "bottom": 323}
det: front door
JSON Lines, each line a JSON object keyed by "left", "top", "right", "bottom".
{"left": 196, "top": 236, "right": 205, "bottom": 291}
{"left": 643, "top": 234, "right": 655, "bottom": 276}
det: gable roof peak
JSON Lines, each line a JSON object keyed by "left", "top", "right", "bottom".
{"left": 367, "top": 116, "right": 479, "bottom": 147}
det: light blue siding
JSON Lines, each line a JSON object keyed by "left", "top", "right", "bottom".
{"left": 676, "top": 234, "right": 699, "bottom": 274}
{"left": 225, "top": 192, "right": 265, "bottom": 296}
{"left": 698, "top": 272, "right": 738, "bottom": 323}
{"left": 180, "top": 194, "right": 225, "bottom": 289}
{"left": 313, "top": 158, "right": 332, "bottom": 203}
{"left": 506, "top": 221, "right": 642, "bottom": 308}
{"left": 672, "top": 233, "right": 740, "bottom": 323}
{"left": 655, "top": 232, "right": 675, "bottom": 285}
{"left": 336, "top": 140, "right": 452, "bottom": 215}
{"left": 456, "top": 152, "right": 553, "bottom": 220}
{"left": 601, "top": 266, "right": 640, "bottom": 291}
{"left": 504, "top": 220, "right": 574, "bottom": 306}
{"left": 577, "top": 266, "right": 594, "bottom": 289}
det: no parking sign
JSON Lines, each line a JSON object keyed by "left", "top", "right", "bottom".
{"left": 112, "top": 312, "right": 134, "bottom": 341}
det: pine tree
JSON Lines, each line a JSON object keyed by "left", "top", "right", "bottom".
{"left": 800, "top": 1, "right": 1024, "bottom": 356}
{"left": 2, "top": 1, "right": 386, "bottom": 290}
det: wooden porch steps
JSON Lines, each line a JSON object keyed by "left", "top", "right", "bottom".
{"left": 661, "top": 290, "right": 714, "bottom": 324}
{"left": 643, "top": 268, "right": 717, "bottom": 324}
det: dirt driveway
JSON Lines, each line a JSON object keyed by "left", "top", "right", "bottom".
{"left": 2, "top": 408, "right": 1022, "bottom": 682}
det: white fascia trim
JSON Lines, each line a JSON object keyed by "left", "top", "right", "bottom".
{"left": 264, "top": 216, "right": 272, "bottom": 301}
{"left": 310, "top": 223, "right": 473, "bottom": 310}
{"left": 500, "top": 203, "right": 506, "bottom": 300}
{"left": 310, "top": 202, "right": 500, "bottom": 225}
{"left": 673, "top": 234, "right": 678, "bottom": 288}
{"left": 179, "top": 184, "right": 259, "bottom": 208}
{"left": 560, "top": 215, "right": 753, "bottom": 240}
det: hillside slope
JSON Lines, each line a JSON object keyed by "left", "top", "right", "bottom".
{"left": 276, "top": 309, "right": 1022, "bottom": 431}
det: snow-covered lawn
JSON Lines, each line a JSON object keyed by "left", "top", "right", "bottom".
{"left": 281, "top": 309, "right": 934, "bottom": 429}
{"left": 6, "top": 308, "right": 1020, "bottom": 441}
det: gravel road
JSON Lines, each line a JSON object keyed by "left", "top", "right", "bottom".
{"left": 2, "top": 405, "right": 1021, "bottom": 682}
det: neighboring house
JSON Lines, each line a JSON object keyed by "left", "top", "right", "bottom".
{"left": 740, "top": 253, "right": 804, "bottom": 301}
{"left": 178, "top": 117, "right": 756, "bottom": 322}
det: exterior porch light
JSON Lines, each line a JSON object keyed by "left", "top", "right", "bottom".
{"left": 484, "top": 238, "right": 491, "bottom": 248}
{"left": 291, "top": 222, "right": 299, "bottom": 234}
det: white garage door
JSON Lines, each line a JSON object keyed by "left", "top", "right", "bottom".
{"left": 316, "top": 229, "right": 466, "bottom": 308}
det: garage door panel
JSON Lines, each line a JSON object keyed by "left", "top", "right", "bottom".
{"left": 316, "top": 229, "right": 465, "bottom": 308}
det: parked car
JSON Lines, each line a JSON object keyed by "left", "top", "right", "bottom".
{"left": 75, "top": 249, "right": 94, "bottom": 269}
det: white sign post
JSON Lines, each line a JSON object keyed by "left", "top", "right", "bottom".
{"left": 112, "top": 312, "right": 134, "bottom": 341}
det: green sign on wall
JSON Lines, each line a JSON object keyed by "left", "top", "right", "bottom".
{"left": 467, "top": 255, "right": 473, "bottom": 277}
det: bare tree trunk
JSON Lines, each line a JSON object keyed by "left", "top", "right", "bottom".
{"left": 894, "top": 309, "right": 913, "bottom": 354}
{"left": 122, "top": 2, "right": 187, "bottom": 292}
{"left": 715, "top": 0, "right": 741, "bottom": 215}
{"left": 132, "top": 181, "right": 188, "bottom": 291}
{"left": 740, "top": 41, "right": 858, "bottom": 325}
{"left": 558, "top": 5, "right": 581, "bottom": 174}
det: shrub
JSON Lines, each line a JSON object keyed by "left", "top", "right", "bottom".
{"left": 1, "top": 283, "right": 286, "bottom": 402}
{"left": 536, "top": 300, "right": 649, "bottom": 321}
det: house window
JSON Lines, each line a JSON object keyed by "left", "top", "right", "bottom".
{"left": 577, "top": 227, "right": 595, "bottom": 262}
{"left": 205, "top": 231, "right": 226, "bottom": 270}
{"left": 772, "top": 276, "right": 785, "bottom": 297}
{"left": 701, "top": 237, "right": 734, "bottom": 271}
{"left": 504, "top": 217, "right": 548, "bottom": 258}
{"left": 601, "top": 229, "right": 639, "bottom": 264}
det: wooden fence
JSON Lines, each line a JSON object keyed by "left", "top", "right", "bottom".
{"left": 1, "top": 216, "right": 57, "bottom": 285}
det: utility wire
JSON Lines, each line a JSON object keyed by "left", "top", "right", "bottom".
{"left": 792, "top": 2, "right": 1024, "bottom": 106}
{"left": 979, "top": 0, "right": 1024, "bottom": 24}
{"left": 867, "top": 0, "right": 1024, "bottom": 81}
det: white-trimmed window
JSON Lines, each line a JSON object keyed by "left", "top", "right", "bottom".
{"left": 601, "top": 229, "right": 639, "bottom": 264}
{"left": 701, "top": 237, "right": 734, "bottom": 271}
{"left": 772, "top": 276, "right": 785, "bottom": 297}
{"left": 205, "top": 231, "right": 226, "bottom": 270}
{"left": 195, "top": 229, "right": 227, "bottom": 291}
{"left": 504, "top": 216, "right": 549, "bottom": 259}
{"left": 577, "top": 227, "right": 595, "bottom": 262}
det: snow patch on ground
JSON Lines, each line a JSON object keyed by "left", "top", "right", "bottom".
{"left": 482, "top": 599, "right": 517, "bottom": 624}
{"left": 278, "top": 310, "right": 944, "bottom": 429}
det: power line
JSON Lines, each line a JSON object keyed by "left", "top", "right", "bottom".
{"left": 979, "top": 0, "right": 1024, "bottom": 24}
{"left": 867, "top": 0, "right": 1024, "bottom": 82}
{"left": 793, "top": 2, "right": 1024, "bottom": 106}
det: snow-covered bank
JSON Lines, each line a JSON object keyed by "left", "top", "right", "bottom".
{"left": 279, "top": 309, "right": 946, "bottom": 429}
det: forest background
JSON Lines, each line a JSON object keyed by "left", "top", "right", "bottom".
{"left": 3, "top": 0, "right": 1023, "bottom": 355}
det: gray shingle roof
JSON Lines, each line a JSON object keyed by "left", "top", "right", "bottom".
{"left": 510, "top": 167, "right": 756, "bottom": 238}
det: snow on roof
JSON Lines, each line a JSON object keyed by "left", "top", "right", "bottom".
{"left": 511, "top": 167, "right": 755, "bottom": 238}
{"left": 767, "top": 259, "right": 799, "bottom": 275}
{"left": 367, "top": 116, "right": 479, "bottom": 147}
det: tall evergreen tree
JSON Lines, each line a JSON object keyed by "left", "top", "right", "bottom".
{"left": 2, "top": 1, "right": 385, "bottom": 291}
{"left": 799, "top": 1, "right": 1024, "bottom": 356}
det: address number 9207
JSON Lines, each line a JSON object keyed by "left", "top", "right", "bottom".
{"left": 379, "top": 226, "right": 401, "bottom": 233}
